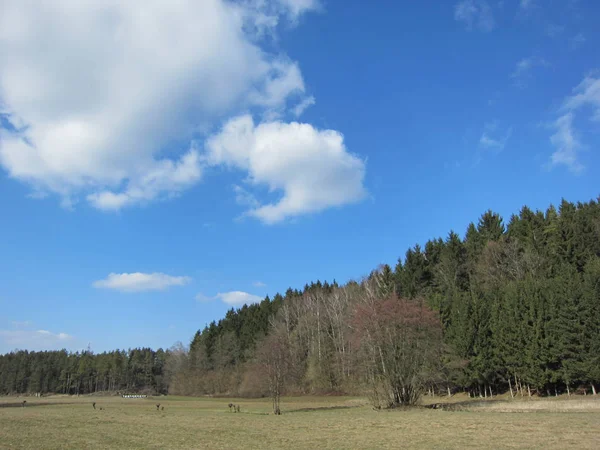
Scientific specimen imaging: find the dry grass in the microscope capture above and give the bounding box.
[1,394,600,449]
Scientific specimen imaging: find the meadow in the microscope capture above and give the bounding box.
[1,394,600,449]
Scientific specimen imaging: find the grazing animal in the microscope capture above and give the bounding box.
[22,401,26,408]
[161,406,164,411]
[92,402,96,410]
[228,403,234,412]
[156,404,160,411]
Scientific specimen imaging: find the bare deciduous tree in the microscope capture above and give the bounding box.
[353,283,443,408]
[256,325,289,415]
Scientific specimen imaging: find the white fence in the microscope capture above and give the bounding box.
[122,394,147,398]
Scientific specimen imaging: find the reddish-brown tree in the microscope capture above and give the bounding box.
[353,294,442,408]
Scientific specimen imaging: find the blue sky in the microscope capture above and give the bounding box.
[0,0,598,354]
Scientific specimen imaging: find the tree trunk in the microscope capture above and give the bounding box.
[592,384,597,396]
[527,385,531,398]
[508,377,514,398]
[447,387,451,397]
[566,383,570,397]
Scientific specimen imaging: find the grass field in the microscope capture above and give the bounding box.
[1,394,600,449]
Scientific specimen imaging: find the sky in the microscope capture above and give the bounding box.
[0,0,599,354]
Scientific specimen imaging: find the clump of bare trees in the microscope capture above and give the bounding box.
[256,325,289,415]
[164,267,443,410]
[251,270,442,411]
[353,289,443,408]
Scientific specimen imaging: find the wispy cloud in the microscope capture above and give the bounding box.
[93,272,191,292]
[454,0,495,32]
[292,96,316,117]
[563,74,600,119]
[0,328,73,352]
[253,281,267,288]
[519,0,534,8]
[479,122,512,151]
[233,185,260,208]
[547,73,600,172]
[549,113,583,173]
[196,290,264,306]
[511,57,548,88]
[570,33,586,49]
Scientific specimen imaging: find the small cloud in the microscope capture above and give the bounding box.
[479,122,512,151]
[0,329,73,352]
[519,0,534,8]
[570,33,586,49]
[454,0,495,32]
[292,96,316,117]
[253,281,267,287]
[26,191,49,200]
[195,293,214,303]
[93,272,191,293]
[517,0,537,16]
[511,57,548,88]
[546,73,600,173]
[216,291,264,306]
[549,113,584,173]
[233,185,260,208]
[206,114,367,224]
[563,74,600,122]
[196,291,264,306]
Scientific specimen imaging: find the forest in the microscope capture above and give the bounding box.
[2,197,599,407]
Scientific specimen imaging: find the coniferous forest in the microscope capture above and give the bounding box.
[2,197,600,404]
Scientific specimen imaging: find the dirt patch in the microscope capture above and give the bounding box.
[0,402,75,408]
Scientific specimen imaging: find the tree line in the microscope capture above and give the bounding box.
[0,348,170,395]
[2,197,599,408]
[171,197,600,406]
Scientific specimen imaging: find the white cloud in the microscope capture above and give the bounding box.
[563,74,600,121]
[511,57,548,88]
[216,291,264,306]
[196,290,265,306]
[549,113,583,173]
[0,329,73,352]
[253,281,267,287]
[547,73,600,172]
[454,0,495,32]
[479,122,512,151]
[233,185,260,208]
[519,0,534,9]
[277,0,321,21]
[205,115,367,224]
[93,272,191,292]
[0,0,318,211]
[195,293,214,303]
[292,96,316,117]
